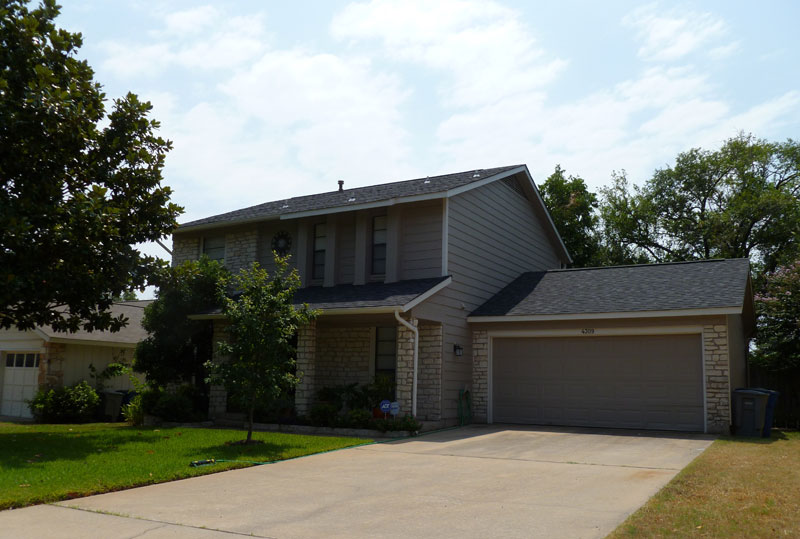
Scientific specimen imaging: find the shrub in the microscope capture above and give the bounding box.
[121,394,144,425]
[346,408,372,428]
[29,381,100,423]
[373,415,421,434]
[309,402,340,427]
[137,385,206,423]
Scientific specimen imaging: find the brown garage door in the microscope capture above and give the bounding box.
[492,334,704,431]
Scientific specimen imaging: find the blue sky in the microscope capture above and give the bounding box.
[56,0,799,261]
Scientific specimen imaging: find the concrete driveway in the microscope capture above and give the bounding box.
[0,425,714,538]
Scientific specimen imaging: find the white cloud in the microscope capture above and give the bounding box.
[331,0,566,108]
[622,4,730,62]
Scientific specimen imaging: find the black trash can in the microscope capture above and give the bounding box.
[732,389,769,437]
[751,388,780,438]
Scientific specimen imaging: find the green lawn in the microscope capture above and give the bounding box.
[609,431,800,538]
[0,422,370,510]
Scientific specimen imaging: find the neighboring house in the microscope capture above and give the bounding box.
[176,165,753,434]
[0,301,150,418]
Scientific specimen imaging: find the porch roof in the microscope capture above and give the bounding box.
[189,276,451,319]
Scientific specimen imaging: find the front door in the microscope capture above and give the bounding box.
[1,352,41,418]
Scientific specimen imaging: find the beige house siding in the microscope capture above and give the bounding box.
[398,200,443,281]
[416,175,562,420]
[257,221,299,273]
[61,345,139,391]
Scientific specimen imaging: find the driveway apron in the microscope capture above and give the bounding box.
[0,425,714,539]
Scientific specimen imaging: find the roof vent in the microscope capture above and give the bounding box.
[281,204,289,209]
[424,178,431,184]
[472,172,481,178]
[348,197,356,202]
[338,180,344,192]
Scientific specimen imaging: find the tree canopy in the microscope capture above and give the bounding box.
[600,134,800,275]
[751,260,800,372]
[0,0,182,333]
[134,257,229,387]
[206,256,317,442]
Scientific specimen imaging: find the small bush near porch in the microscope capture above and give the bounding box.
[0,422,369,510]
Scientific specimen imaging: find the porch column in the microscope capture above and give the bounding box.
[395,317,417,416]
[472,330,489,422]
[417,322,443,421]
[295,321,317,416]
[40,342,65,388]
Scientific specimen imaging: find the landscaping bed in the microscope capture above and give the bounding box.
[0,422,369,510]
[609,431,800,538]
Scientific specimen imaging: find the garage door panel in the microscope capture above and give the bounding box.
[492,335,704,431]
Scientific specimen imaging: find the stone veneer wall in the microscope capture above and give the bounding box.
[471,330,489,422]
[703,323,731,434]
[172,236,199,267]
[295,321,317,416]
[395,321,416,417]
[417,323,443,421]
[208,320,230,419]
[39,342,66,388]
[224,229,258,274]
[315,327,372,389]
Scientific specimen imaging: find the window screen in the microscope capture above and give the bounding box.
[203,236,225,262]
[375,326,397,390]
[313,223,326,280]
[371,215,387,275]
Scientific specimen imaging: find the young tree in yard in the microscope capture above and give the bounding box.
[0,1,182,333]
[600,134,800,275]
[206,256,317,443]
[751,260,800,371]
[135,258,229,387]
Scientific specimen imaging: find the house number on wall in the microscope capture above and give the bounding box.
[581,328,595,335]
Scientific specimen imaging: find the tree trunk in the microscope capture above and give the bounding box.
[247,397,255,443]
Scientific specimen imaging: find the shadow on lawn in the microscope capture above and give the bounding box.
[720,430,792,445]
[0,427,302,469]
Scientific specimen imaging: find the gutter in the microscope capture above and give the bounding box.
[394,309,418,418]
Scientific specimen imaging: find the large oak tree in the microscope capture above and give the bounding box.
[600,134,800,277]
[0,1,182,332]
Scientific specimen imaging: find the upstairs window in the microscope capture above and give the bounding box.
[312,223,326,280]
[203,236,225,262]
[371,215,387,275]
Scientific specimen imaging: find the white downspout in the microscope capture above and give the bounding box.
[394,309,418,418]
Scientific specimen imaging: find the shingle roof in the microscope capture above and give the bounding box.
[471,259,751,317]
[180,165,522,229]
[39,300,152,345]
[294,276,449,311]
[192,277,450,317]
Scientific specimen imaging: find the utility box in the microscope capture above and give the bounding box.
[732,389,769,437]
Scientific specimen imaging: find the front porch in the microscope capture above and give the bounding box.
[295,316,443,421]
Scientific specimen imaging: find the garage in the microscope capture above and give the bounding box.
[469,259,756,434]
[491,334,704,431]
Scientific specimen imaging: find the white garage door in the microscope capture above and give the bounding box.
[1,353,41,418]
[492,334,704,431]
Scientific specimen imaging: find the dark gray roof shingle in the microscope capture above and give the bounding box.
[180,165,522,229]
[471,259,750,317]
[294,276,449,311]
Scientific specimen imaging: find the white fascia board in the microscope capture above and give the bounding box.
[468,306,742,323]
[46,337,139,349]
[33,328,52,342]
[317,306,400,316]
[486,326,704,339]
[444,166,526,197]
[402,277,452,312]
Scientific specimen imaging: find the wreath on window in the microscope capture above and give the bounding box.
[271,230,292,256]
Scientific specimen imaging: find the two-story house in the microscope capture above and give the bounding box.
[174,165,753,434]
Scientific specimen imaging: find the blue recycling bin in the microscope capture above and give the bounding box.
[751,388,780,438]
